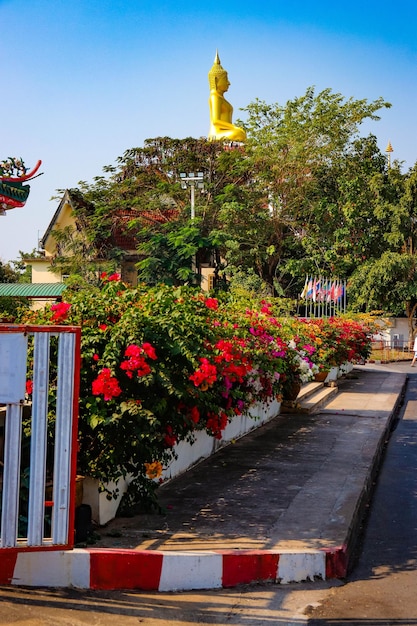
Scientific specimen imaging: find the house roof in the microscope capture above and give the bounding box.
[41,189,140,253]
[0,283,67,298]
[40,188,180,258]
[40,189,82,250]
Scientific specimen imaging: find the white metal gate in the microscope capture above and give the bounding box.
[0,324,80,550]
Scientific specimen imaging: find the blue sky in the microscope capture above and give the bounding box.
[1,0,416,263]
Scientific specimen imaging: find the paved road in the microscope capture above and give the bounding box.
[308,362,417,624]
[0,582,333,625]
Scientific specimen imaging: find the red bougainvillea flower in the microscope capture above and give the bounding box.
[141,342,157,360]
[26,379,33,395]
[50,302,71,322]
[164,425,177,447]
[189,358,217,387]
[206,411,228,439]
[100,271,121,282]
[189,405,200,423]
[205,297,218,310]
[99,323,108,332]
[92,368,122,401]
[93,353,100,361]
[177,402,200,426]
[124,344,142,358]
[260,300,273,315]
[120,342,157,378]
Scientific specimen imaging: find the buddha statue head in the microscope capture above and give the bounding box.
[208,51,229,91]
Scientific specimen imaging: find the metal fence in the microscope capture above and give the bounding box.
[369,338,413,362]
[0,325,80,550]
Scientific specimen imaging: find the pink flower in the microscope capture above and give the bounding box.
[302,344,316,356]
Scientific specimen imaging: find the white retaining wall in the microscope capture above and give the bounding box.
[84,398,281,525]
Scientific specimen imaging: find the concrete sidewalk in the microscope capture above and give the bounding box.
[85,365,406,588]
[3,366,407,591]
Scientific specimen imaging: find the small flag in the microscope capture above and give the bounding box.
[300,275,309,299]
[306,278,314,299]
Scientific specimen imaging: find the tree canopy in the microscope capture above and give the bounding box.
[46,86,417,326]
[0,258,29,320]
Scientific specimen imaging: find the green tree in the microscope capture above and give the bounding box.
[49,89,414,316]
[348,163,417,335]
[64,137,253,287]
[0,259,18,283]
[136,218,222,286]
[220,88,391,292]
[0,258,29,319]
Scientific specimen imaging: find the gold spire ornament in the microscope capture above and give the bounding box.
[385,140,394,168]
[208,51,246,142]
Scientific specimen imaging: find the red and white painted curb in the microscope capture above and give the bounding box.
[0,546,348,590]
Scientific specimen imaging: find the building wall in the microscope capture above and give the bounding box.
[200,266,215,292]
[120,260,138,287]
[373,317,412,348]
[43,201,74,257]
[29,259,62,284]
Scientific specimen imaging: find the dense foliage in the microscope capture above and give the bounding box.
[0,259,29,320]
[46,86,417,327]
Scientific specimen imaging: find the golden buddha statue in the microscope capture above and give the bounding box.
[208,51,246,142]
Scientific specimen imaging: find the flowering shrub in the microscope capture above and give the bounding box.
[280,316,374,372]
[19,279,374,510]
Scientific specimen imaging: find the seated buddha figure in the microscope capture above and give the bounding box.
[208,52,246,142]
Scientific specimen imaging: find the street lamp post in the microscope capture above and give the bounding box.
[179,172,204,219]
[179,172,204,280]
